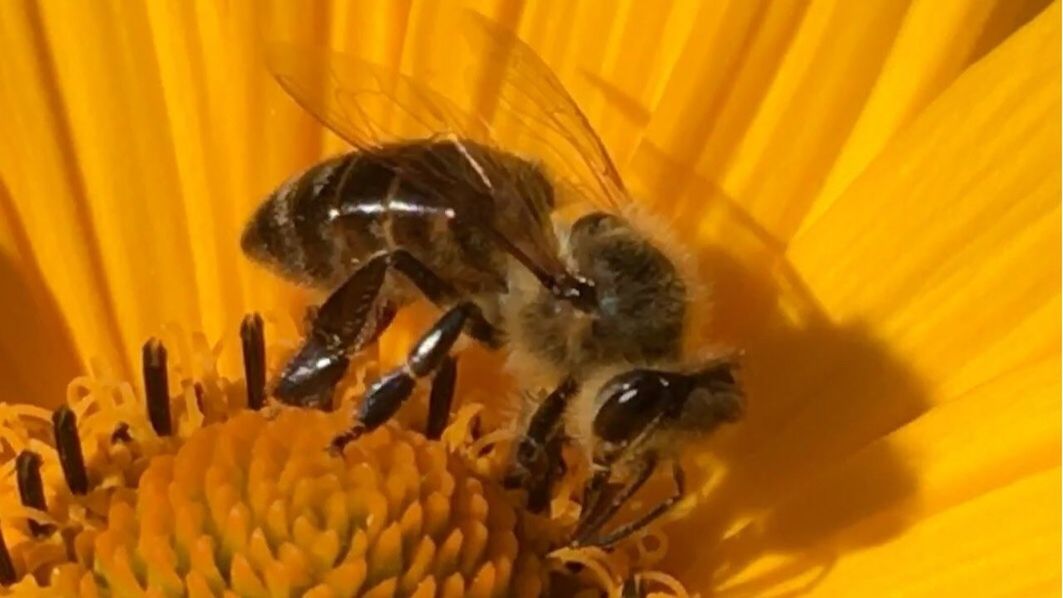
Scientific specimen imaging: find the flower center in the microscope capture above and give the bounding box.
[0,314,690,596]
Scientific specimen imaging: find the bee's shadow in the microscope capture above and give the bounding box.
[631,150,928,596]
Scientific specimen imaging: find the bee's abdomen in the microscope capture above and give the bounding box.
[241,153,390,288]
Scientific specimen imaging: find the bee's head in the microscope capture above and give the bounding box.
[590,360,743,465]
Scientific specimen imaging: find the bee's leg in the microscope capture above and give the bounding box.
[574,468,612,535]
[362,300,399,346]
[526,432,566,513]
[390,249,501,347]
[503,378,578,511]
[274,254,389,409]
[571,453,658,545]
[331,301,492,452]
[577,461,685,549]
[424,355,457,440]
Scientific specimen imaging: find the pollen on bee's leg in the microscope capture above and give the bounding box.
[52,405,89,495]
[0,526,14,585]
[240,313,266,410]
[142,338,172,436]
[15,451,52,537]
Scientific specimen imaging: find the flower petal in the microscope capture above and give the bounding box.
[659,2,1059,592]
[705,354,1059,595]
[0,186,83,408]
[637,0,1052,242]
[0,4,130,384]
[788,0,1060,402]
[811,466,1061,596]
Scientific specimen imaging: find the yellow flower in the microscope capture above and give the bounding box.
[0,1,1058,596]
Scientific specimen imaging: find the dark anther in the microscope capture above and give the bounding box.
[240,313,266,410]
[111,422,132,444]
[468,413,482,441]
[51,406,88,495]
[16,451,52,537]
[193,382,206,414]
[425,356,457,441]
[0,525,15,585]
[142,338,172,436]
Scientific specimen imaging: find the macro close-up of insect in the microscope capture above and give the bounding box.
[241,10,744,550]
[0,0,1055,595]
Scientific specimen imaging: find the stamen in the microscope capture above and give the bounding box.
[15,451,51,537]
[193,382,205,414]
[51,406,88,495]
[469,412,483,440]
[110,422,132,444]
[141,338,172,436]
[240,313,266,410]
[426,355,457,440]
[0,525,14,585]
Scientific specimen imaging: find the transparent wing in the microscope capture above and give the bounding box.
[266,42,487,149]
[458,10,628,214]
[267,9,630,214]
[264,40,572,286]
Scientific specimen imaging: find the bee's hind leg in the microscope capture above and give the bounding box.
[331,301,499,453]
[274,255,390,410]
[389,249,501,347]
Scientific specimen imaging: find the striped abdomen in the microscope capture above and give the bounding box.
[240,147,507,296]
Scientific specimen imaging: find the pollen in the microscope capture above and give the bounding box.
[0,314,690,597]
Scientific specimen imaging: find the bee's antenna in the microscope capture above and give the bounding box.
[486,229,598,312]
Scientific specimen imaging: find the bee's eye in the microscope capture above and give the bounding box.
[592,370,682,445]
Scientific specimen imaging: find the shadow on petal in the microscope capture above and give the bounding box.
[0,179,83,409]
[628,145,928,595]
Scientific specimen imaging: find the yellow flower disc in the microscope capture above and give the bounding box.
[0,326,691,597]
[78,409,544,598]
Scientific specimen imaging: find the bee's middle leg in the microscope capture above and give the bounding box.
[389,249,500,346]
[331,301,499,452]
[276,248,492,415]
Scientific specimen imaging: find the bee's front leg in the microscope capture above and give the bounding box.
[572,459,685,549]
[503,377,578,512]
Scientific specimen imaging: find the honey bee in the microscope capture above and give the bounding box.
[243,10,743,548]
